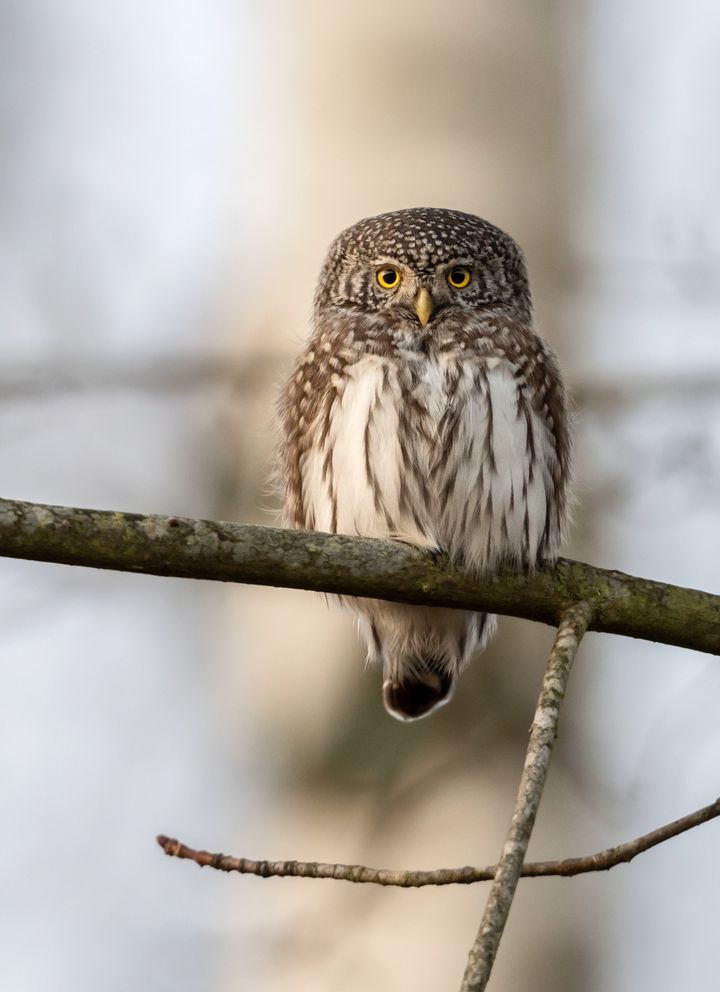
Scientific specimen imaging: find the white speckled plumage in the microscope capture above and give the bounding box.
[279,208,571,720]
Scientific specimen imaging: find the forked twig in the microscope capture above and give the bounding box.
[460,600,592,991]
[156,796,720,885]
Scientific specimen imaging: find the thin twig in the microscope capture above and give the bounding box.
[156,796,720,886]
[1,498,719,654]
[460,601,593,992]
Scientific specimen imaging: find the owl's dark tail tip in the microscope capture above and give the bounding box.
[382,667,454,722]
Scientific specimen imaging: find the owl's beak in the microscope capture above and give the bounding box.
[414,287,434,327]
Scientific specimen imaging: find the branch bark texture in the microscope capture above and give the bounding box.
[0,497,718,654]
[156,796,720,886]
[460,602,592,991]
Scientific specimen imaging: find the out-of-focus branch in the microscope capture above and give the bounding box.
[0,353,279,400]
[460,602,592,991]
[0,497,719,655]
[156,796,720,885]
[2,353,716,408]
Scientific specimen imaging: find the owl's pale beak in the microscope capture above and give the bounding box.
[414,287,433,327]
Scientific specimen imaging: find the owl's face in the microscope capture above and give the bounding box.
[314,207,531,329]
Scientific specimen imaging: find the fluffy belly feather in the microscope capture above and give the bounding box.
[300,352,558,572]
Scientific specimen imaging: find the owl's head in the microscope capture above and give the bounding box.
[314,207,532,329]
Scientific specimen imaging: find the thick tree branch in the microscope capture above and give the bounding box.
[156,796,720,885]
[0,497,718,654]
[460,602,592,991]
[4,495,716,986]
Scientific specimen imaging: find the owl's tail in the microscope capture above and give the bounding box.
[356,603,495,721]
[382,664,454,721]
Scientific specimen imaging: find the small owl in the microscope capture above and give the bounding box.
[278,208,571,721]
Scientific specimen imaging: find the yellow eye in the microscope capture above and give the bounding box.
[376,266,401,289]
[447,266,471,289]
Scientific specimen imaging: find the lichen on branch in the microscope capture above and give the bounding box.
[0,496,718,655]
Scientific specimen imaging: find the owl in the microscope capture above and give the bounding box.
[278,208,571,721]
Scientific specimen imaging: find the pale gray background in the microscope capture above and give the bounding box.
[1,2,719,989]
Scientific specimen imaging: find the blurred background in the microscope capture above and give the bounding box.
[1,1,719,989]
